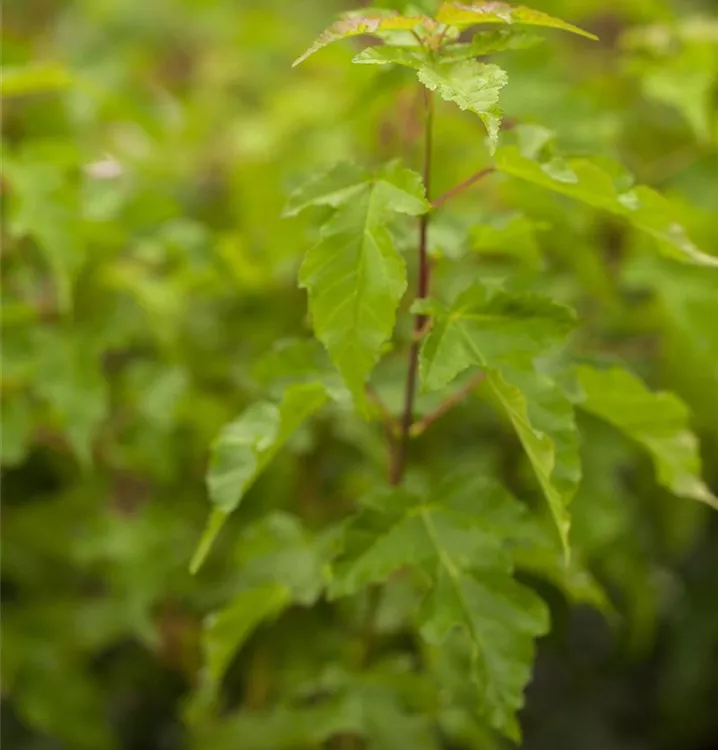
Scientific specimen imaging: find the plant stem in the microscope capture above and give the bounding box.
[431,166,494,209]
[390,88,434,487]
[410,371,486,437]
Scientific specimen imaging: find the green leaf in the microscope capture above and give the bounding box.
[486,370,580,554]
[414,283,579,549]
[417,60,508,151]
[287,162,429,412]
[470,213,543,268]
[436,2,598,41]
[641,52,716,144]
[191,383,328,573]
[232,513,327,606]
[352,45,429,68]
[416,282,575,392]
[331,484,548,739]
[3,146,84,312]
[436,471,608,610]
[0,64,72,97]
[353,30,542,69]
[190,698,363,750]
[575,365,718,511]
[32,329,107,466]
[194,584,290,717]
[495,140,718,267]
[293,11,435,67]
[442,29,545,61]
[0,394,34,466]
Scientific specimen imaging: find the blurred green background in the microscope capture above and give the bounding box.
[2,0,718,748]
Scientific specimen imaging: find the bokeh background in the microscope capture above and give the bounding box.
[2,1,718,749]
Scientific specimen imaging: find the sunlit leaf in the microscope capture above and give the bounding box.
[0,64,72,97]
[436,2,598,41]
[417,60,508,151]
[352,45,429,68]
[576,365,718,511]
[293,12,435,67]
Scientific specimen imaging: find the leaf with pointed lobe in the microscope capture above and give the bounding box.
[442,28,544,61]
[287,162,429,412]
[191,382,328,573]
[414,283,579,550]
[437,472,608,610]
[416,60,508,151]
[495,141,718,267]
[486,369,580,555]
[576,365,718,511]
[330,483,548,739]
[415,282,575,393]
[293,11,435,67]
[352,45,429,68]
[436,2,598,41]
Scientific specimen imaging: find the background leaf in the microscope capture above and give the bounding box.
[575,365,718,510]
[192,383,328,572]
[495,135,718,267]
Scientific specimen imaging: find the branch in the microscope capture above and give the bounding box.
[431,166,495,210]
[410,371,486,437]
[390,88,434,487]
[366,384,400,437]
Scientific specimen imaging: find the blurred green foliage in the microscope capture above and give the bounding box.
[2,1,718,749]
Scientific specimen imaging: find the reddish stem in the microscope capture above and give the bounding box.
[390,88,434,486]
[410,371,486,437]
[431,166,495,209]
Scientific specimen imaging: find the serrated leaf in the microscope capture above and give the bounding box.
[436,2,598,41]
[576,365,718,511]
[437,472,609,610]
[414,283,579,549]
[191,383,328,573]
[352,45,429,68]
[416,282,575,392]
[486,370,580,554]
[0,64,72,97]
[293,12,435,67]
[417,60,508,151]
[289,162,429,412]
[331,484,548,738]
[442,29,544,61]
[193,584,290,718]
[495,143,718,267]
